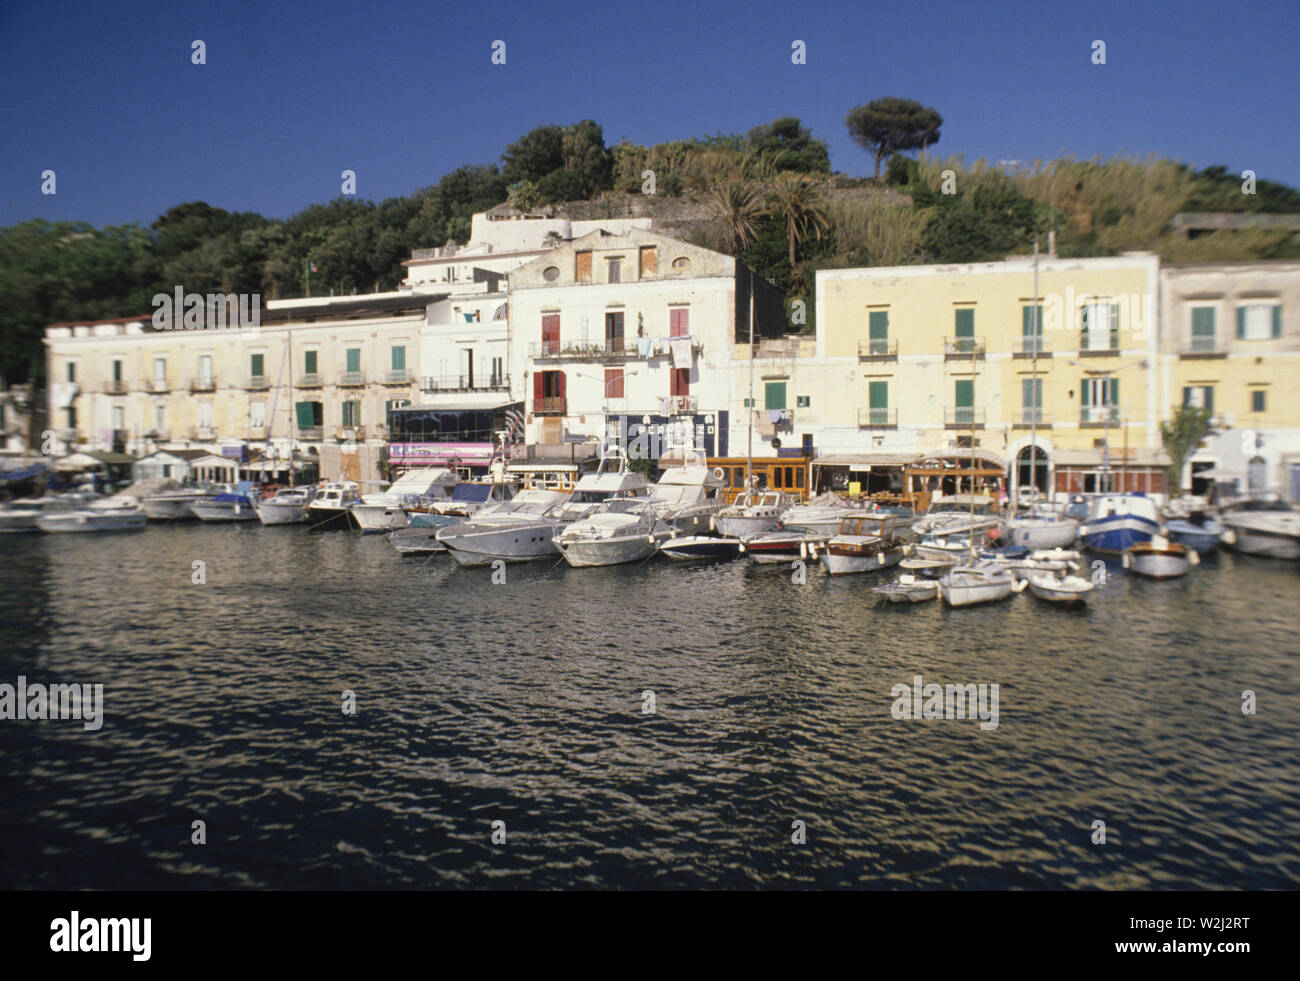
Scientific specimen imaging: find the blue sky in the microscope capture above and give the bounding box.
[2,0,1297,229]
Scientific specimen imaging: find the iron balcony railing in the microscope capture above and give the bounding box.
[245,375,269,390]
[103,379,129,394]
[383,370,410,384]
[148,377,170,392]
[419,374,510,393]
[858,338,897,359]
[1080,406,1121,425]
[535,396,567,415]
[297,373,323,387]
[298,427,324,440]
[1017,407,1046,425]
[857,407,898,427]
[190,377,217,392]
[338,371,366,386]
[529,338,699,360]
[1182,338,1222,356]
[945,406,985,427]
[944,336,985,358]
[1017,337,1047,356]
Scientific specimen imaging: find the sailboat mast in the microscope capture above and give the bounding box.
[287,329,295,487]
[1030,237,1039,505]
[970,314,977,560]
[746,266,755,495]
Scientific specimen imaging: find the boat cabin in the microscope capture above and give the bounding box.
[708,456,811,504]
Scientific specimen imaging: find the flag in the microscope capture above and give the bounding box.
[310,262,319,273]
[504,409,524,442]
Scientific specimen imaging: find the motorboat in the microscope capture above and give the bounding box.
[1078,493,1163,553]
[552,449,652,523]
[938,563,1025,606]
[1026,573,1095,605]
[658,535,743,560]
[189,484,259,522]
[554,498,675,568]
[1220,500,1300,559]
[821,514,906,576]
[778,492,867,536]
[646,455,726,535]
[431,480,518,518]
[350,468,459,533]
[872,573,940,603]
[140,485,219,521]
[1124,537,1197,579]
[911,495,1001,539]
[36,496,147,534]
[389,512,461,556]
[435,488,573,566]
[1165,510,1225,554]
[254,485,316,525]
[713,490,792,538]
[306,481,361,530]
[0,493,92,532]
[740,530,829,564]
[1002,506,1079,549]
[910,534,976,564]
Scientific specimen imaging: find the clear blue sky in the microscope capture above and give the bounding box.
[3,0,1297,229]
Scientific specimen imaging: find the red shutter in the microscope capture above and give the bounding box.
[533,372,544,401]
[605,368,624,398]
[541,314,559,355]
[670,367,690,396]
[556,371,566,399]
[670,308,689,337]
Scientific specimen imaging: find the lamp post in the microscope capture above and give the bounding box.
[572,369,640,453]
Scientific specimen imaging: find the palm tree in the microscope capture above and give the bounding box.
[766,174,829,267]
[708,181,763,255]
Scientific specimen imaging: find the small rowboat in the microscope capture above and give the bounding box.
[1124,536,1198,579]
[740,532,829,564]
[872,573,939,603]
[1026,573,1095,605]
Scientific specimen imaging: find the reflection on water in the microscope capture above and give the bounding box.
[1,525,1297,889]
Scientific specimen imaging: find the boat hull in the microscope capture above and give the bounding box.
[820,545,903,576]
[714,514,779,538]
[1165,524,1222,554]
[255,502,308,525]
[440,520,564,566]
[658,536,742,560]
[37,511,147,533]
[189,501,258,522]
[351,504,410,533]
[306,505,356,530]
[1079,514,1160,553]
[873,581,939,603]
[142,497,207,520]
[1126,548,1191,579]
[1221,520,1300,559]
[1005,519,1079,549]
[0,510,42,532]
[558,535,662,568]
[1027,576,1094,604]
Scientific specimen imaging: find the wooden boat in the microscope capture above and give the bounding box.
[740,531,829,564]
[821,514,906,575]
[1026,573,1095,605]
[1124,537,1197,579]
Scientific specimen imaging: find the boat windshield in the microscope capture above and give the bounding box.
[649,484,700,504]
[450,483,494,503]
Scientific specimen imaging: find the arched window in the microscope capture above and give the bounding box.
[1016,444,1049,494]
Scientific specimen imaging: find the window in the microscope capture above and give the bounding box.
[607,258,623,283]
[112,406,124,430]
[639,246,657,277]
[764,381,787,410]
[250,401,266,428]
[198,401,214,427]
[1237,303,1281,340]
[605,368,624,399]
[867,381,888,425]
[1191,306,1216,351]
[112,360,123,382]
[198,355,213,382]
[342,400,361,427]
[868,310,889,354]
[1183,385,1214,414]
[250,353,264,378]
[1081,377,1118,422]
[1081,301,1120,350]
[604,311,624,351]
[1022,304,1044,353]
[796,395,810,408]
[155,404,166,432]
[542,266,560,282]
[575,251,592,283]
[743,398,754,407]
[671,367,690,397]
[1022,378,1043,423]
[669,308,690,337]
[391,346,406,371]
[1251,389,1267,413]
[295,401,324,429]
[954,378,974,424]
[66,362,76,383]
[345,348,361,373]
[153,357,166,381]
[541,314,560,355]
[65,406,76,429]
[954,308,974,337]
[491,357,504,386]
[304,350,318,374]
[671,256,691,275]
[385,399,410,425]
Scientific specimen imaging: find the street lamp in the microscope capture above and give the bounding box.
[572,369,640,446]
[1068,356,1148,493]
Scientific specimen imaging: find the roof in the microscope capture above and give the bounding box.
[814,453,916,467]
[88,450,136,465]
[256,293,445,323]
[392,400,519,413]
[908,450,1007,469]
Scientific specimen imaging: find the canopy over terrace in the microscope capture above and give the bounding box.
[904,449,1008,512]
[811,453,916,498]
[1053,447,1171,499]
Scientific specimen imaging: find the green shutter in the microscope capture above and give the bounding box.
[1110,303,1120,348]
[250,353,264,377]
[1022,378,1041,407]
[869,381,887,408]
[869,311,888,339]
[1110,378,1118,406]
[346,348,361,372]
[295,401,315,429]
[955,379,973,407]
[1081,381,1091,407]
[764,381,787,410]
[391,346,405,370]
[1192,307,1214,337]
[1237,307,1246,339]
[1273,304,1282,338]
[954,308,974,337]
[305,350,317,373]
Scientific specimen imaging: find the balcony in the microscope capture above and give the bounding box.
[1078,337,1120,357]
[1014,338,1048,358]
[420,373,510,393]
[857,407,898,428]
[245,375,270,390]
[944,337,985,359]
[1080,406,1120,427]
[858,338,898,360]
[297,373,323,387]
[336,426,365,441]
[529,337,699,361]
[945,407,985,428]
[103,379,129,395]
[383,370,411,385]
[1013,407,1052,428]
[190,377,217,392]
[298,427,324,441]
[148,377,170,393]
[659,395,697,415]
[338,371,366,387]
[1180,339,1224,358]
[535,396,567,415]
[191,426,217,440]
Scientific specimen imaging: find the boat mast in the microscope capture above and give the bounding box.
[746,265,755,497]
[969,309,977,561]
[1030,236,1039,507]
[287,329,295,487]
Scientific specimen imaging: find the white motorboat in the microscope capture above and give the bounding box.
[1124,537,1197,579]
[0,493,92,532]
[254,486,316,525]
[351,468,459,533]
[140,485,219,521]
[911,495,1001,539]
[189,485,259,522]
[1165,512,1225,554]
[1026,573,1095,605]
[552,449,653,523]
[1220,501,1300,559]
[872,573,940,603]
[431,480,518,518]
[435,488,573,566]
[36,497,147,534]
[658,535,743,560]
[740,530,829,564]
[1002,507,1080,549]
[555,498,674,568]
[1078,493,1163,553]
[938,563,1025,606]
[713,490,792,538]
[306,481,361,530]
[778,492,867,536]
[646,456,726,535]
[911,534,976,563]
[820,514,906,576]
[389,512,461,556]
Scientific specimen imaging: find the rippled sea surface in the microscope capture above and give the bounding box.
[1,523,1297,890]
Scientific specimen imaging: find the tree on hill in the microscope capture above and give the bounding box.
[501,125,566,185]
[744,117,831,175]
[708,182,764,256]
[845,98,943,178]
[766,173,829,267]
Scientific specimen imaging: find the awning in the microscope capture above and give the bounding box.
[814,453,916,469]
[0,463,48,482]
[53,453,102,471]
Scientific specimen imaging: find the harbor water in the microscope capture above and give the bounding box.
[1,525,1297,889]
